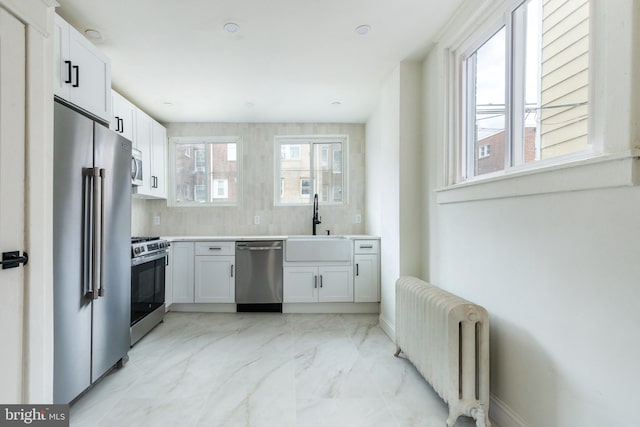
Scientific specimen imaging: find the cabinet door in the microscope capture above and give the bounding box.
[171,242,195,303]
[195,256,235,303]
[53,15,70,99]
[134,110,153,196]
[354,254,379,302]
[52,15,110,122]
[150,120,167,199]
[111,91,135,141]
[67,27,110,121]
[283,266,318,303]
[318,266,353,302]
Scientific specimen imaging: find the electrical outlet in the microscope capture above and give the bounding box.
[254,215,260,225]
[153,215,161,226]
[355,214,361,224]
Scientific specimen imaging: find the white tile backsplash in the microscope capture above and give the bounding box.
[132,122,366,236]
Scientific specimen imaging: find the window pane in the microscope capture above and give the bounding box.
[276,138,345,205]
[211,143,237,203]
[173,140,238,205]
[280,143,311,203]
[471,27,506,176]
[313,143,342,203]
[539,0,590,159]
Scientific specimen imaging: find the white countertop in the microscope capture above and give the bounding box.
[163,235,380,242]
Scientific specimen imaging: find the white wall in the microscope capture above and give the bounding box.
[365,62,422,337]
[132,122,365,237]
[421,1,640,425]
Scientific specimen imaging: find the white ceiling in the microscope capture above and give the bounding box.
[56,0,462,124]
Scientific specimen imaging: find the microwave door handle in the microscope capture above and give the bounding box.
[131,157,138,181]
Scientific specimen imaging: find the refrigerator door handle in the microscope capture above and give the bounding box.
[91,167,100,300]
[98,168,106,297]
[82,168,97,299]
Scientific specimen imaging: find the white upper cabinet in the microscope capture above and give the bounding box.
[110,90,135,141]
[150,120,167,199]
[134,109,152,195]
[134,115,167,200]
[54,14,110,122]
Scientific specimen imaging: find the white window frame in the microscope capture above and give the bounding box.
[435,0,640,204]
[274,135,348,206]
[479,144,490,159]
[212,178,229,199]
[299,178,310,196]
[168,136,242,207]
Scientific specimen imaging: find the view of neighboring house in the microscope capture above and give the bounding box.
[174,142,238,204]
[473,0,589,176]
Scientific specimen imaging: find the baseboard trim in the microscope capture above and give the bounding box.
[378,314,395,341]
[490,393,528,427]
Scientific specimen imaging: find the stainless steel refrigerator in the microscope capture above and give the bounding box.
[53,100,131,404]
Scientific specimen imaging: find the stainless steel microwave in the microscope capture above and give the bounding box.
[131,148,143,186]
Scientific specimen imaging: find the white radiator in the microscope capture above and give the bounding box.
[395,276,491,427]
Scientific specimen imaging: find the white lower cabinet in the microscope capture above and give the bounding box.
[283,265,353,303]
[353,240,380,303]
[354,254,379,302]
[194,241,235,303]
[195,256,235,303]
[171,242,195,303]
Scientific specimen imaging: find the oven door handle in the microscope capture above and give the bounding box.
[132,251,168,266]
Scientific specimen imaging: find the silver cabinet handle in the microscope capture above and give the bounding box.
[314,275,317,289]
[320,275,323,288]
[231,264,234,277]
[209,247,222,251]
[356,264,359,276]
[359,245,373,249]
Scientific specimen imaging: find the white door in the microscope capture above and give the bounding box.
[0,7,27,403]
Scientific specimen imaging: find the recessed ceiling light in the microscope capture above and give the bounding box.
[223,22,240,33]
[84,29,103,40]
[354,25,371,36]
[331,101,343,106]
[162,101,174,107]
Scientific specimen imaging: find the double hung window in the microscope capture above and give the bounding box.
[276,136,346,205]
[460,0,590,180]
[170,137,241,206]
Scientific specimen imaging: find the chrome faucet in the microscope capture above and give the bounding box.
[312,193,321,235]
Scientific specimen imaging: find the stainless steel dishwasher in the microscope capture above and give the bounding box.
[235,241,283,312]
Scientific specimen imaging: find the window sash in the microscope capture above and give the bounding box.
[458,0,591,182]
[169,137,241,206]
[275,137,346,205]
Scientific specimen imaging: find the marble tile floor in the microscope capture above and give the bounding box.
[70,313,478,427]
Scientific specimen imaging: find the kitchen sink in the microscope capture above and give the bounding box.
[285,236,351,262]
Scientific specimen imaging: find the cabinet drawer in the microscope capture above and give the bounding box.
[195,241,235,256]
[354,240,379,254]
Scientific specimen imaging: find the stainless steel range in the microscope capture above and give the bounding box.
[130,237,170,345]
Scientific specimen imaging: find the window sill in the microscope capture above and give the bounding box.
[435,150,640,204]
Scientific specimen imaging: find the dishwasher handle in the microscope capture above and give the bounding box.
[236,246,282,251]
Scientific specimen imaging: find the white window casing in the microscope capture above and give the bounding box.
[435,0,640,203]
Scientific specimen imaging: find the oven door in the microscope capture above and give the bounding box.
[131,251,166,327]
